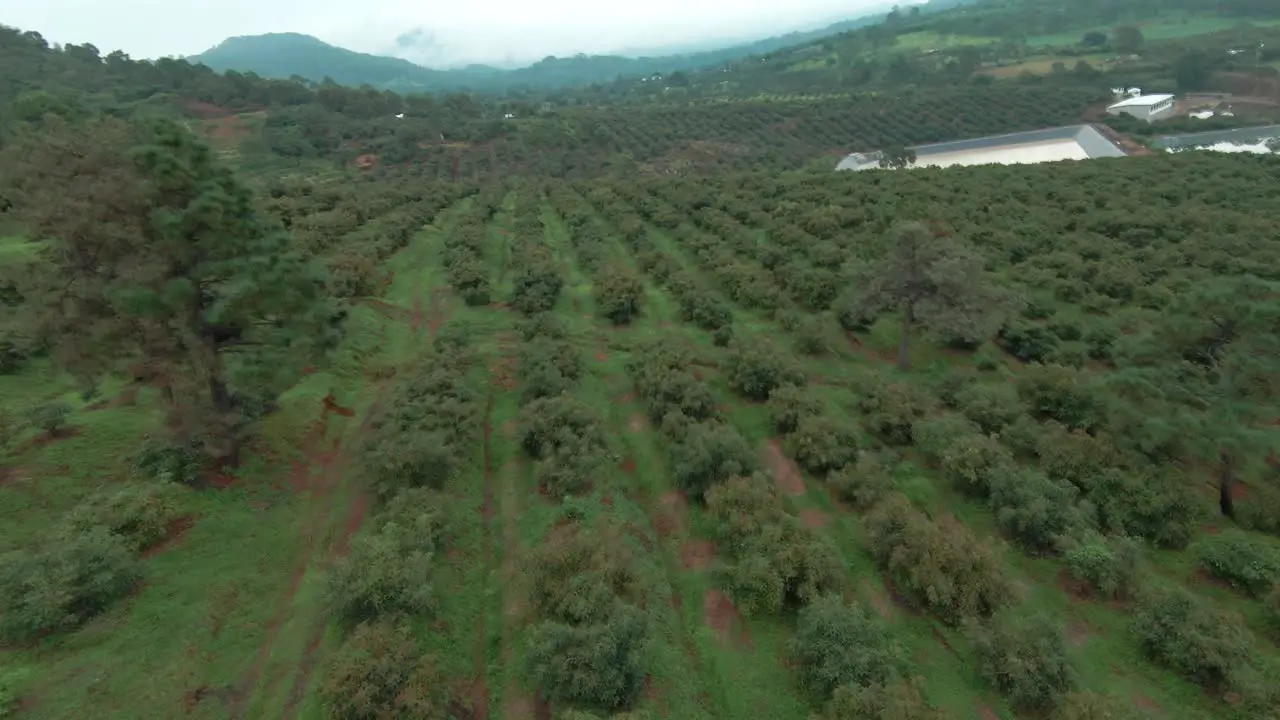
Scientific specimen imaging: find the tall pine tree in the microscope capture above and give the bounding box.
[1,113,328,464]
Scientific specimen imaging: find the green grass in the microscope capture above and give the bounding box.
[1028,15,1280,47]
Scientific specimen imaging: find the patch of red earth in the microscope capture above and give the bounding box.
[653,491,688,539]
[619,457,636,475]
[141,515,196,558]
[1230,480,1249,501]
[470,678,490,720]
[762,439,806,496]
[799,507,829,528]
[601,494,613,507]
[594,350,610,362]
[617,392,635,404]
[1134,692,1160,714]
[18,427,81,453]
[426,287,450,339]
[1057,568,1092,603]
[977,701,1000,720]
[680,540,715,570]
[353,153,380,170]
[1066,618,1095,648]
[861,580,893,620]
[702,589,751,649]
[321,393,356,418]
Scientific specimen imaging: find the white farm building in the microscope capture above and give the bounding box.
[836,125,1126,172]
[1106,94,1175,123]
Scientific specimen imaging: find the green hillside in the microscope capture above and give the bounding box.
[2,2,1280,720]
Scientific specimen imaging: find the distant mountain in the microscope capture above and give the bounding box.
[187,5,924,94]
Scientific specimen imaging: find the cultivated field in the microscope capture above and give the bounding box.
[4,151,1279,720]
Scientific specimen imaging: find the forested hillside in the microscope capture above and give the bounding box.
[1,3,1280,720]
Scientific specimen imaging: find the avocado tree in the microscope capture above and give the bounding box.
[847,222,1010,370]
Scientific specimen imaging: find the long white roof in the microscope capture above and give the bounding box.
[1108,93,1175,109]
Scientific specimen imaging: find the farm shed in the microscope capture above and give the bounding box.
[1106,94,1176,123]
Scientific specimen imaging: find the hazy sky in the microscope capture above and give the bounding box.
[3,0,910,67]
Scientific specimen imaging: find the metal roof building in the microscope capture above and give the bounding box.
[1106,93,1176,122]
[836,125,1127,172]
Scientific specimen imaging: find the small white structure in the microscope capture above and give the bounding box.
[394,113,405,119]
[504,113,515,119]
[1189,110,1215,120]
[1107,93,1175,123]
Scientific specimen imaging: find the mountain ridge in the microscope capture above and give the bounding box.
[188,3,924,93]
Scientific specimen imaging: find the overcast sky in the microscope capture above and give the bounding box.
[3,0,912,67]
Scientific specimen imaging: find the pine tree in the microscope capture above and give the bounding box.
[848,222,1009,370]
[1,114,328,464]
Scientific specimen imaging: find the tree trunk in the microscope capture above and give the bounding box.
[898,302,914,371]
[1219,449,1236,519]
[203,331,241,468]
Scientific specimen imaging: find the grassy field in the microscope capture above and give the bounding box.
[2,171,1276,719]
[1028,15,1280,47]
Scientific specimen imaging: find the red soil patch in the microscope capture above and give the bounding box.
[617,392,635,404]
[1066,618,1095,648]
[653,491,688,539]
[594,350,610,362]
[141,515,196,558]
[680,540,715,570]
[799,508,829,528]
[702,589,751,648]
[1134,692,1160,714]
[861,580,894,620]
[1230,480,1249,501]
[427,288,450,339]
[321,393,355,418]
[977,702,1000,720]
[619,457,636,475]
[1057,568,1091,603]
[762,439,805,496]
[18,427,81,453]
[353,153,380,170]
[627,414,648,433]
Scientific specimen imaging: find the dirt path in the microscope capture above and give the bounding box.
[229,260,442,718]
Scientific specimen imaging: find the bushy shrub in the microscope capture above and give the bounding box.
[866,494,1011,625]
[26,402,70,436]
[525,524,641,622]
[821,676,945,720]
[1062,533,1144,600]
[520,396,604,459]
[62,483,185,552]
[326,523,436,628]
[955,383,1025,434]
[766,383,823,435]
[132,437,207,486]
[935,431,1015,497]
[989,468,1090,553]
[972,613,1075,711]
[668,422,755,499]
[1131,586,1254,689]
[726,342,805,401]
[525,602,648,711]
[0,332,30,375]
[999,321,1059,362]
[826,454,894,510]
[365,430,457,499]
[857,378,936,446]
[1090,469,1198,549]
[793,317,829,356]
[0,528,141,642]
[788,415,859,476]
[1196,530,1280,597]
[594,265,645,325]
[1017,364,1104,433]
[1265,585,1280,640]
[706,474,843,615]
[320,619,449,720]
[790,595,908,700]
[1051,691,1135,720]
[511,262,564,315]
